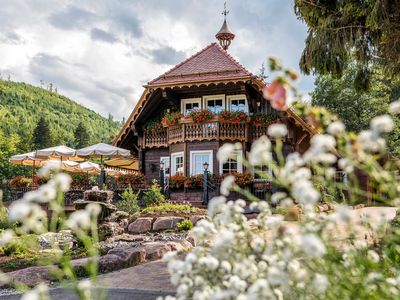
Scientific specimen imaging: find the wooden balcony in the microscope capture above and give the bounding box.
[143,117,272,148]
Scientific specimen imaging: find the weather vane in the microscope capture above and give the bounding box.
[222,1,229,21]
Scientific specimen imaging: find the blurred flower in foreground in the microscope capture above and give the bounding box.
[262,80,288,111]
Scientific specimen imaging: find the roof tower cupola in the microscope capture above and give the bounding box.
[215,2,235,50]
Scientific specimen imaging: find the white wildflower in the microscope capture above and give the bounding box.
[38,160,61,177]
[330,205,351,222]
[389,100,400,114]
[66,210,91,231]
[368,250,380,263]
[268,266,288,286]
[271,192,287,204]
[21,283,49,300]
[302,233,326,257]
[85,203,101,217]
[220,175,235,196]
[268,124,288,138]
[371,114,394,134]
[198,255,219,270]
[213,228,235,250]
[37,184,57,202]
[217,143,238,163]
[77,279,92,300]
[292,179,319,206]
[358,130,386,151]
[327,121,345,136]
[248,135,272,165]
[207,196,226,216]
[8,200,34,222]
[312,273,328,294]
[163,251,177,262]
[0,229,14,246]
[338,158,354,173]
[53,173,72,192]
[265,215,284,228]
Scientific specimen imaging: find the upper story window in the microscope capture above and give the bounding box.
[227,95,248,113]
[203,95,225,114]
[181,98,201,115]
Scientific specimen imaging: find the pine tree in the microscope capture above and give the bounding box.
[32,117,52,149]
[74,122,90,148]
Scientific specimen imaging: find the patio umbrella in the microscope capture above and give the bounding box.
[75,161,101,174]
[9,152,45,180]
[35,145,83,161]
[105,158,139,171]
[75,143,132,187]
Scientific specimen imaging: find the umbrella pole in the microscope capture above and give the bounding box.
[100,155,106,190]
[32,160,35,183]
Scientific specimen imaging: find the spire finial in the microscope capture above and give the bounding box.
[215,1,235,50]
[222,1,229,21]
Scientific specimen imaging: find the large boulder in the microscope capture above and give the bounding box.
[0,266,57,288]
[152,216,184,231]
[39,230,76,249]
[98,254,125,273]
[128,217,153,234]
[98,222,124,241]
[189,215,207,225]
[107,247,146,266]
[141,241,173,261]
[84,190,113,203]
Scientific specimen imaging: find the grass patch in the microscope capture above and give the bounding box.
[140,203,203,216]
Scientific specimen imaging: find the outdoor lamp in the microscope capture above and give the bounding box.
[160,161,165,170]
[203,161,209,171]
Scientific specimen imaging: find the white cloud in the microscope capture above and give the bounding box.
[0,0,314,120]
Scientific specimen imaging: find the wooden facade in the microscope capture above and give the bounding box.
[114,43,315,192]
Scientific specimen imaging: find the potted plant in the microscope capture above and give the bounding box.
[220,171,254,187]
[144,119,164,135]
[189,110,215,124]
[9,176,32,189]
[169,174,187,190]
[219,111,249,124]
[161,112,183,127]
[251,113,280,127]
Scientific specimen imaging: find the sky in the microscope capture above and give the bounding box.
[0,0,313,120]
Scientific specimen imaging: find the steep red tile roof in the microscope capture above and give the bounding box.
[147,43,254,87]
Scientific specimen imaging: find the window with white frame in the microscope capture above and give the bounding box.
[171,152,184,175]
[227,95,248,113]
[190,150,213,175]
[220,150,243,174]
[181,98,201,115]
[203,95,225,114]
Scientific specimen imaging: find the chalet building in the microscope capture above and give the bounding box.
[113,16,315,203]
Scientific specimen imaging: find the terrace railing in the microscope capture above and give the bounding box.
[143,118,261,148]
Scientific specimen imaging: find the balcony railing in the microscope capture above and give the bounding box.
[143,117,272,148]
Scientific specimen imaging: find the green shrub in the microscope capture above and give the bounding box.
[116,185,139,214]
[141,202,200,215]
[0,234,39,257]
[0,199,15,230]
[177,219,193,231]
[142,180,165,207]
